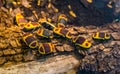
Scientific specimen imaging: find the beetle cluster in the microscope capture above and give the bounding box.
[15,13,111,55]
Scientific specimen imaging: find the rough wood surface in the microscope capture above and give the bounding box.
[0,55,79,74]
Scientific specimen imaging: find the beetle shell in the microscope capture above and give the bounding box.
[38,43,55,54]
[57,14,67,28]
[41,21,56,30]
[73,36,92,49]
[36,29,53,38]
[15,13,27,28]
[23,22,40,31]
[92,32,111,40]
[53,27,72,39]
[23,33,38,48]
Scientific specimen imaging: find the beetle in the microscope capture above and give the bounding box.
[23,22,41,31]
[53,27,72,39]
[36,28,53,38]
[38,43,55,54]
[57,14,68,28]
[38,17,56,30]
[72,35,92,49]
[92,32,111,40]
[22,33,38,49]
[15,13,27,28]
[42,21,56,30]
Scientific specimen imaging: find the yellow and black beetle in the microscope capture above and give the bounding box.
[42,21,56,30]
[72,35,92,49]
[38,17,56,30]
[92,32,111,40]
[38,43,55,54]
[15,13,27,28]
[53,27,72,39]
[23,22,41,31]
[22,33,38,49]
[57,14,68,28]
[36,28,53,38]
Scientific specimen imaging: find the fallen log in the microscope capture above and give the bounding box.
[0,55,79,74]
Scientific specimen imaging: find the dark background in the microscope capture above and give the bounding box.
[54,0,115,26]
